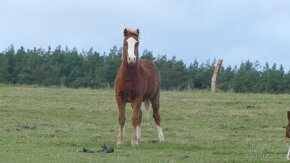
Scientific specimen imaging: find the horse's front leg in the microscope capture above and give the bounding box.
[116,95,126,145]
[131,97,142,146]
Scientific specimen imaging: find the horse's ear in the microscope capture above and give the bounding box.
[288,111,290,122]
[124,28,128,37]
[136,28,140,35]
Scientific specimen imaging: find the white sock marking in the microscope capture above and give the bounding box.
[123,126,125,138]
[136,126,141,141]
[157,126,164,141]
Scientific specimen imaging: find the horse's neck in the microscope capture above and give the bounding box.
[121,62,139,77]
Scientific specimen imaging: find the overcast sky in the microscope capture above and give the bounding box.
[1,0,290,70]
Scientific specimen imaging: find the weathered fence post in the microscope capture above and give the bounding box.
[211,59,223,93]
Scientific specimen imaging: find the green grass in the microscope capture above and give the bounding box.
[0,85,290,162]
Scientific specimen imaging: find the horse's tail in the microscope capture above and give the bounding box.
[144,100,150,120]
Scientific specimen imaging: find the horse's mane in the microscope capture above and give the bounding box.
[125,28,139,37]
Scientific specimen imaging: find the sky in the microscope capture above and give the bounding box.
[1,0,290,70]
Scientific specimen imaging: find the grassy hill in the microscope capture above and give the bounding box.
[0,85,289,162]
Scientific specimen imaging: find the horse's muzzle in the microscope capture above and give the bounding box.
[127,57,136,65]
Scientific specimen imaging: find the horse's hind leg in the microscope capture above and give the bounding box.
[116,95,126,145]
[150,92,164,142]
[144,100,150,120]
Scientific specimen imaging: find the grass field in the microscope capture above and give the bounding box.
[0,85,290,162]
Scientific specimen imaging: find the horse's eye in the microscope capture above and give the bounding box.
[135,42,139,46]
[124,43,127,47]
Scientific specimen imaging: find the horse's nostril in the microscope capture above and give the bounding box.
[128,57,135,64]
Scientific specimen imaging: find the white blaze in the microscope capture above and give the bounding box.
[127,37,137,63]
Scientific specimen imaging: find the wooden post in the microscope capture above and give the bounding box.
[211,59,223,93]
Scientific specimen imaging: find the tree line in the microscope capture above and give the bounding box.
[0,45,289,94]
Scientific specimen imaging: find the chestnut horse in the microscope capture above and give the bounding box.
[115,28,164,146]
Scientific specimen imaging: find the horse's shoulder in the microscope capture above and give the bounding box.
[138,59,155,68]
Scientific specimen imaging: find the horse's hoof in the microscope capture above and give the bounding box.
[117,140,124,146]
[131,142,139,147]
[117,142,123,146]
[159,136,165,142]
[131,139,139,146]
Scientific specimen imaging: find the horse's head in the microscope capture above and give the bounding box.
[123,28,140,65]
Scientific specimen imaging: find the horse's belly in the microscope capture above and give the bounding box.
[118,89,138,102]
[126,95,133,102]
[118,89,153,102]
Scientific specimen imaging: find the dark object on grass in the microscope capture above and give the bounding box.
[97,144,114,153]
[81,148,95,153]
[97,144,107,152]
[262,125,269,128]
[181,155,189,160]
[246,105,255,109]
[104,147,114,153]
[233,126,245,130]
[101,144,107,150]
[80,144,114,153]
[21,125,37,130]
[150,140,159,143]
